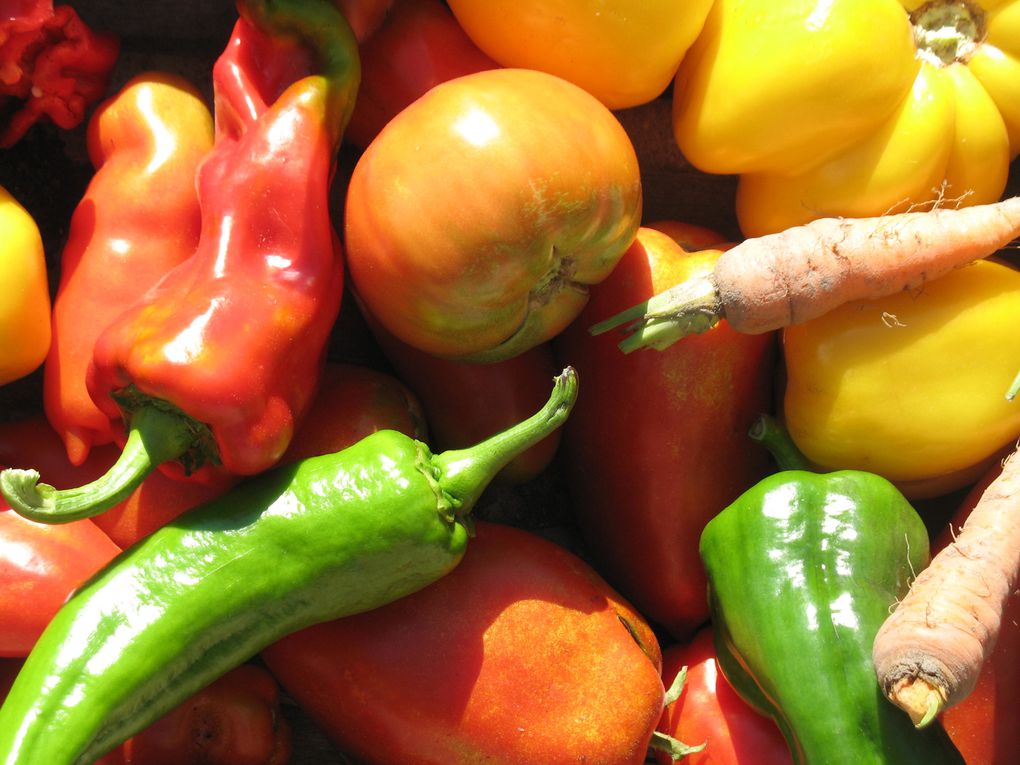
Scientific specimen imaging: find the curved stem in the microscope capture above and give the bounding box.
[433,367,578,515]
[241,0,360,143]
[748,414,813,472]
[0,406,197,524]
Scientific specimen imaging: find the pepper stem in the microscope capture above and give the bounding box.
[433,367,578,514]
[588,275,723,353]
[0,406,197,524]
[241,0,360,143]
[748,414,814,472]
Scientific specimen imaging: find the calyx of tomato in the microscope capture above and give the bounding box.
[910,0,986,66]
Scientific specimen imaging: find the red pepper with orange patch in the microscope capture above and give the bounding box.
[43,72,214,466]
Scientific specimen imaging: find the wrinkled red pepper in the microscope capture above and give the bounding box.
[43,72,214,467]
[0,0,360,523]
[0,0,118,147]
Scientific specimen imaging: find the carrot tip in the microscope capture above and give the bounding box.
[887,676,947,729]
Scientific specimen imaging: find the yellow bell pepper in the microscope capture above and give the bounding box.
[673,0,1020,236]
[0,185,51,386]
[446,0,715,109]
[781,258,1020,500]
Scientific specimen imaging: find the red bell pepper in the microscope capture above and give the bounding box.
[263,520,665,765]
[0,0,118,147]
[344,0,497,148]
[0,0,361,523]
[937,461,1020,765]
[655,628,793,764]
[43,71,214,466]
[554,224,777,639]
[0,415,121,655]
[0,508,120,656]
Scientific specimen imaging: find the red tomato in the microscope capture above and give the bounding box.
[937,462,1020,765]
[554,226,777,639]
[656,628,793,764]
[344,0,498,148]
[263,520,665,764]
[344,67,642,363]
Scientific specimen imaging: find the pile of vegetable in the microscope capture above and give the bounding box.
[1,1,1019,763]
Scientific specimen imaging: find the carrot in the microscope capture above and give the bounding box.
[590,196,1020,353]
[871,443,1020,729]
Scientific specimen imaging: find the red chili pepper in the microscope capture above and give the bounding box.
[554,225,777,639]
[43,72,214,467]
[0,0,118,147]
[344,0,497,148]
[655,628,793,765]
[0,0,361,524]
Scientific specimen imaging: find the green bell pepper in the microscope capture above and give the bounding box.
[0,369,577,765]
[698,415,964,764]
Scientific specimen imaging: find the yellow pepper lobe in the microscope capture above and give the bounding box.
[0,185,51,386]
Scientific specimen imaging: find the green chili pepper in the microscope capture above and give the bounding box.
[698,415,964,765]
[0,368,578,765]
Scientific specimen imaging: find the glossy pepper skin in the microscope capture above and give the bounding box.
[654,627,793,765]
[446,0,714,109]
[0,185,50,388]
[43,72,214,467]
[0,0,118,147]
[782,258,1020,499]
[673,0,1020,236]
[0,368,577,765]
[0,509,120,656]
[699,419,964,764]
[554,225,776,639]
[0,0,360,522]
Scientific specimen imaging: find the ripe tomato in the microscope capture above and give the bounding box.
[344,67,642,363]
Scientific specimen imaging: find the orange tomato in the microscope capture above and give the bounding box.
[344,67,642,363]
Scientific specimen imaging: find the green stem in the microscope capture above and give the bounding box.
[433,367,578,514]
[588,275,723,353]
[647,730,707,761]
[748,414,813,472]
[1006,366,1020,401]
[0,406,197,523]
